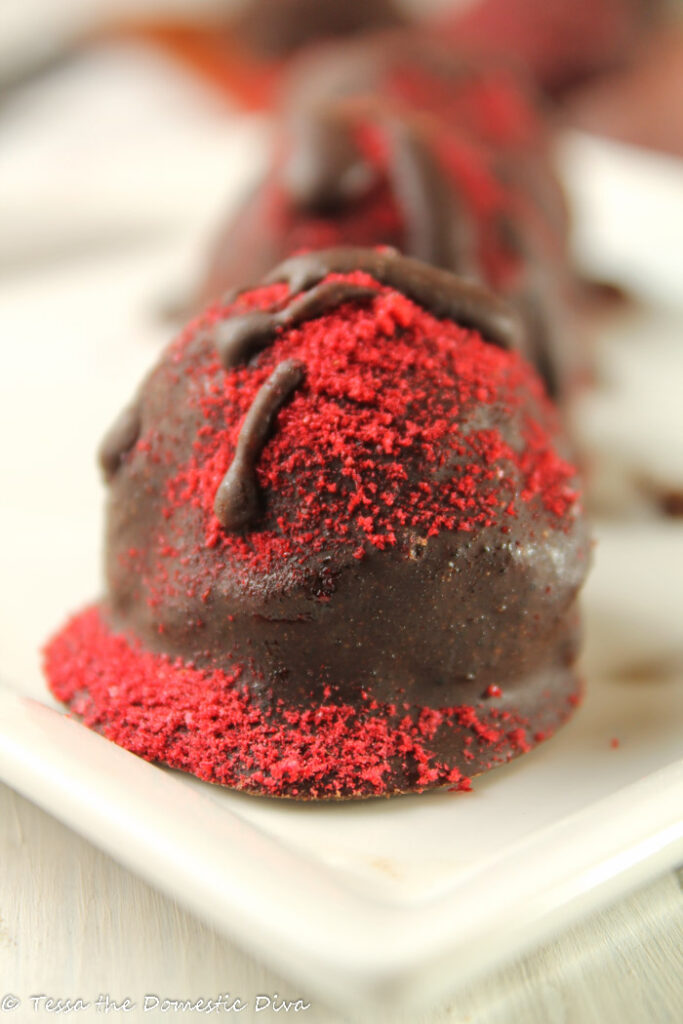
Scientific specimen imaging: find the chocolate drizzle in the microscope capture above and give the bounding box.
[98,403,141,482]
[494,152,570,241]
[214,359,305,531]
[265,246,524,351]
[216,280,379,369]
[498,215,569,398]
[278,106,479,278]
[281,111,376,212]
[384,119,478,278]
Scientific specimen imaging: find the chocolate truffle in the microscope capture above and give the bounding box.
[233,0,405,58]
[44,248,589,799]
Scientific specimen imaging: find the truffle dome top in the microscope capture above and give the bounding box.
[104,249,578,599]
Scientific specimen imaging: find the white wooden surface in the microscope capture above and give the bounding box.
[0,781,681,1024]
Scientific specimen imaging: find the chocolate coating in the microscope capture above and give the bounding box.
[214,358,304,531]
[98,403,141,482]
[105,407,585,703]
[498,214,579,399]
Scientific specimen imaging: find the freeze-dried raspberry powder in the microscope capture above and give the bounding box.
[44,605,554,798]
[151,273,578,589]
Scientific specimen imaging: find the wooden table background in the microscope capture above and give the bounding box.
[1,782,681,1024]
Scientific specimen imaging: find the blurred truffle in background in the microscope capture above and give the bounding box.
[433,0,663,94]
[198,88,580,402]
[232,0,406,57]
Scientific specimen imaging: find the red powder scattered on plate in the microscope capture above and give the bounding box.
[44,606,558,799]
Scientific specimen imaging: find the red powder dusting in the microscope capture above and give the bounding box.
[610,737,620,749]
[143,272,578,601]
[43,606,548,799]
[506,727,531,753]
